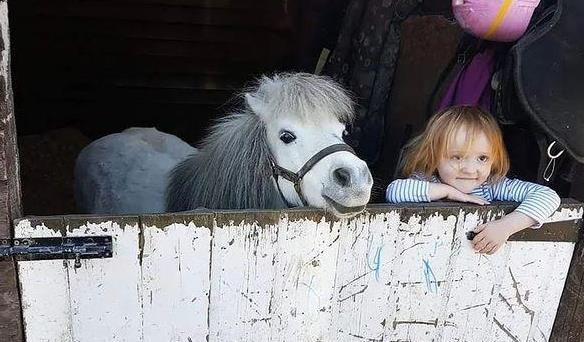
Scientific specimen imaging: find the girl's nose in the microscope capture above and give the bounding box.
[459,160,477,173]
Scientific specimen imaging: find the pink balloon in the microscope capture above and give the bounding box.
[453,0,541,42]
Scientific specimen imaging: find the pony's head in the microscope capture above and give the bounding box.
[245,73,373,218]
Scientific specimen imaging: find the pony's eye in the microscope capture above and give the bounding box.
[279,131,296,144]
[342,129,349,137]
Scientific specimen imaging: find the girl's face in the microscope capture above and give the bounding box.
[437,128,494,193]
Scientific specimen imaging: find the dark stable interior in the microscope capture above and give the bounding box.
[8,0,577,215]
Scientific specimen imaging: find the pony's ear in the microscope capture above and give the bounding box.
[245,93,268,120]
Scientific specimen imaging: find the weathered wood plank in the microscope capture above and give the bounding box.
[551,169,584,342]
[20,36,289,63]
[141,213,212,342]
[15,217,72,342]
[330,209,402,341]
[18,17,288,46]
[31,3,291,28]
[550,237,584,342]
[538,243,577,341]
[491,241,574,341]
[269,210,341,341]
[0,259,22,342]
[63,216,142,342]
[0,1,23,340]
[0,4,21,222]
[382,206,463,341]
[25,0,281,11]
[439,209,512,342]
[207,211,279,341]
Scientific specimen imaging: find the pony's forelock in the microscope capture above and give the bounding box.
[241,72,355,124]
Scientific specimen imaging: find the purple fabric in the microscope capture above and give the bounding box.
[438,46,496,112]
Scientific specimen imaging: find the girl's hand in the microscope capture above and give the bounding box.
[471,220,511,255]
[446,189,490,205]
[428,183,489,205]
[470,212,537,255]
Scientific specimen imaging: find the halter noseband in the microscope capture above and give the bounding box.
[270,143,356,206]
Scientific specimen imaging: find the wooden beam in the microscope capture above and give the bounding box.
[0,1,24,341]
[551,163,584,341]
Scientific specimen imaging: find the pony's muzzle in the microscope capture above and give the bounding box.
[322,162,372,217]
[329,163,372,198]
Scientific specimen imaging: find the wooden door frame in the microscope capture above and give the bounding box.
[0,2,24,341]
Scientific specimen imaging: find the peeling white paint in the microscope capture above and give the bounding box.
[66,221,142,342]
[141,221,211,342]
[16,205,582,342]
[16,220,73,342]
[208,219,278,341]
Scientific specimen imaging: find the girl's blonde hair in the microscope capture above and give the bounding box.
[401,106,510,182]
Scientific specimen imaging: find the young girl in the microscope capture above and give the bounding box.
[386,106,560,255]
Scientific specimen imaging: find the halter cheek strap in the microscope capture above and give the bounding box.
[271,143,356,206]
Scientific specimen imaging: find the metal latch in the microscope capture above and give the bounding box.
[0,236,113,268]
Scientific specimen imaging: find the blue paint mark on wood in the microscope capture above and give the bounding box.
[423,258,438,294]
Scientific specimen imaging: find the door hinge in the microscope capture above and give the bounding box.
[0,236,113,268]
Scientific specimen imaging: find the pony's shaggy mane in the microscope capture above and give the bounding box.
[166,113,286,211]
[166,73,355,211]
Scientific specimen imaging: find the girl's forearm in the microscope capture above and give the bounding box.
[427,183,450,201]
[498,211,538,237]
[386,179,430,203]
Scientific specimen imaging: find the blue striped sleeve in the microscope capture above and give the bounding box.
[386,178,430,203]
[490,178,561,226]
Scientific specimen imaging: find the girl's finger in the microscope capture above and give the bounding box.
[474,196,490,205]
[485,243,498,255]
[487,244,501,255]
[466,196,486,205]
[473,238,487,251]
[480,241,495,254]
[467,195,489,205]
[472,235,486,249]
[475,237,493,253]
[471,235,482,247]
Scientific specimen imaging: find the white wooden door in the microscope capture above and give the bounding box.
[16,203,583,342]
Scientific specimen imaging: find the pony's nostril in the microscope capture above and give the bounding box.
[361,167,373,185]
[333,168,351,187]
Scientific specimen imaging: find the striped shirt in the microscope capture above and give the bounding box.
[386,173,561,226]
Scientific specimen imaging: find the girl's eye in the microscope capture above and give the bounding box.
[478,155,490,163]
[279,131,296,144]
[450,155,462,161]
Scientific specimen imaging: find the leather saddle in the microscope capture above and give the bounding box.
[513,0,584,163]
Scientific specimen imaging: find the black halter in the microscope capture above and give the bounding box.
[270,143,356,206]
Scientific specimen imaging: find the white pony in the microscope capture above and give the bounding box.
[75,73,373,218]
